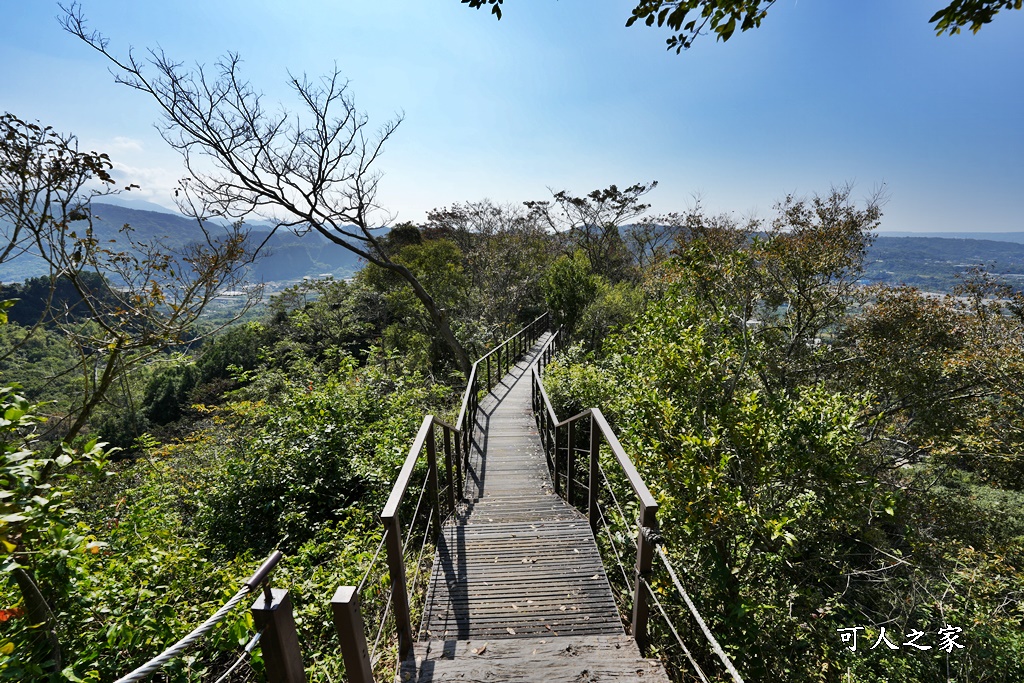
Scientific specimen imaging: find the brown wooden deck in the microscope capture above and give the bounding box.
[402,336,670,682]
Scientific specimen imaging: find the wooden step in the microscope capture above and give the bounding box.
[398,635,671,683]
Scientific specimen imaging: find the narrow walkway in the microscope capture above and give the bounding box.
[401,337,670,682]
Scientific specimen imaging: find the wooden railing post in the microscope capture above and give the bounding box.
[589,414,600,534]
[250,588,305,683]
[566,418,576,506]
[383,514,414,660]
[426,423,441,528]
[331,587,373,683]
[632,503,658,654]
[443,425,455,513]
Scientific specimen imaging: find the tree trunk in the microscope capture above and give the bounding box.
[385,261,472,376]
[13,566,62,673]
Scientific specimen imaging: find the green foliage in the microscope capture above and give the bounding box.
[0,386,111,678]
[541,250,599,336]
[543,195,1024,680]
[576,279,643,353]
[195,362,448,556]
[467,0,1024,52]
[625,1,1022,51]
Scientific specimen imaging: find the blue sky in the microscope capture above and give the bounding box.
[2,1,1021,232]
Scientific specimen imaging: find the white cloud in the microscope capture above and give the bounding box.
[108,136,144,153]
[107,160,183,211]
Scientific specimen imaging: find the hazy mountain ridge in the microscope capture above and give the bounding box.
[0,202,362,284]
[4,203,1023,292]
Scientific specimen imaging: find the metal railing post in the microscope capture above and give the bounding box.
[487,355,491,389]
[331,587,373,683]
[553,423,561,496]
[443,424,455,513]
[589,414,600,534]
[383,514,414,660]
[632,503,658,654]
[426,423,441,528]
[566,418,576,506]
[250,588,305,683]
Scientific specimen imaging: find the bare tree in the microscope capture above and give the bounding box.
[61,5,472,374]
[1,113,257,444]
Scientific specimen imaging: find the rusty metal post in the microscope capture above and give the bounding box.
[426,422,441,530]
[566,419,576,506]
[589,414,600,534]
[443,425,455,514]
[383,514,414,660]
[631,503,658,654]
[331,587,373,683]
[250,588,305,683]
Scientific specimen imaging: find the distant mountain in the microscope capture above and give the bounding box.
[865,235,1024,292]
[0,203,364,285]
[93,196,181,215]
[879,231,1024,245]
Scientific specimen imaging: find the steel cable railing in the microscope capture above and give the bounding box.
[640,574,713,683]
[211,625,267,683]
[112,551,285,683]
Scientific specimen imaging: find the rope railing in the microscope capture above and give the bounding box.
[532,336,746,683]
[332,314,551,683]
[112,550,296,683]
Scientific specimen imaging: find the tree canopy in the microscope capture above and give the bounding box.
[463,0,1022,51]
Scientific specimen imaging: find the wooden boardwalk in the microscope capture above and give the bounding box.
[402,336,670,682]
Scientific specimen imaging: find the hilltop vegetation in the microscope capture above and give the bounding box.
[3,180,1023,681]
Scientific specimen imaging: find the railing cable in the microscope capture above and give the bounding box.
[409,507,435,598]
[656,546,746,683]
[598,460,633,535]
[211,625,267,683]
[640,576,712,683]
[113,586,253,683]
[403,471,432,562]
[369,586,395,665]
[357,530,389,595]
[596,501,634,590]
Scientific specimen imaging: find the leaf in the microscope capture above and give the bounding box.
[506,627,516,635]
[471,642,488,655]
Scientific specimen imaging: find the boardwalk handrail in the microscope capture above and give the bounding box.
[334,314,550,679]
[531,332,745,683]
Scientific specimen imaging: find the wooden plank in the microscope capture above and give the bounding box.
[400,636,671,683]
